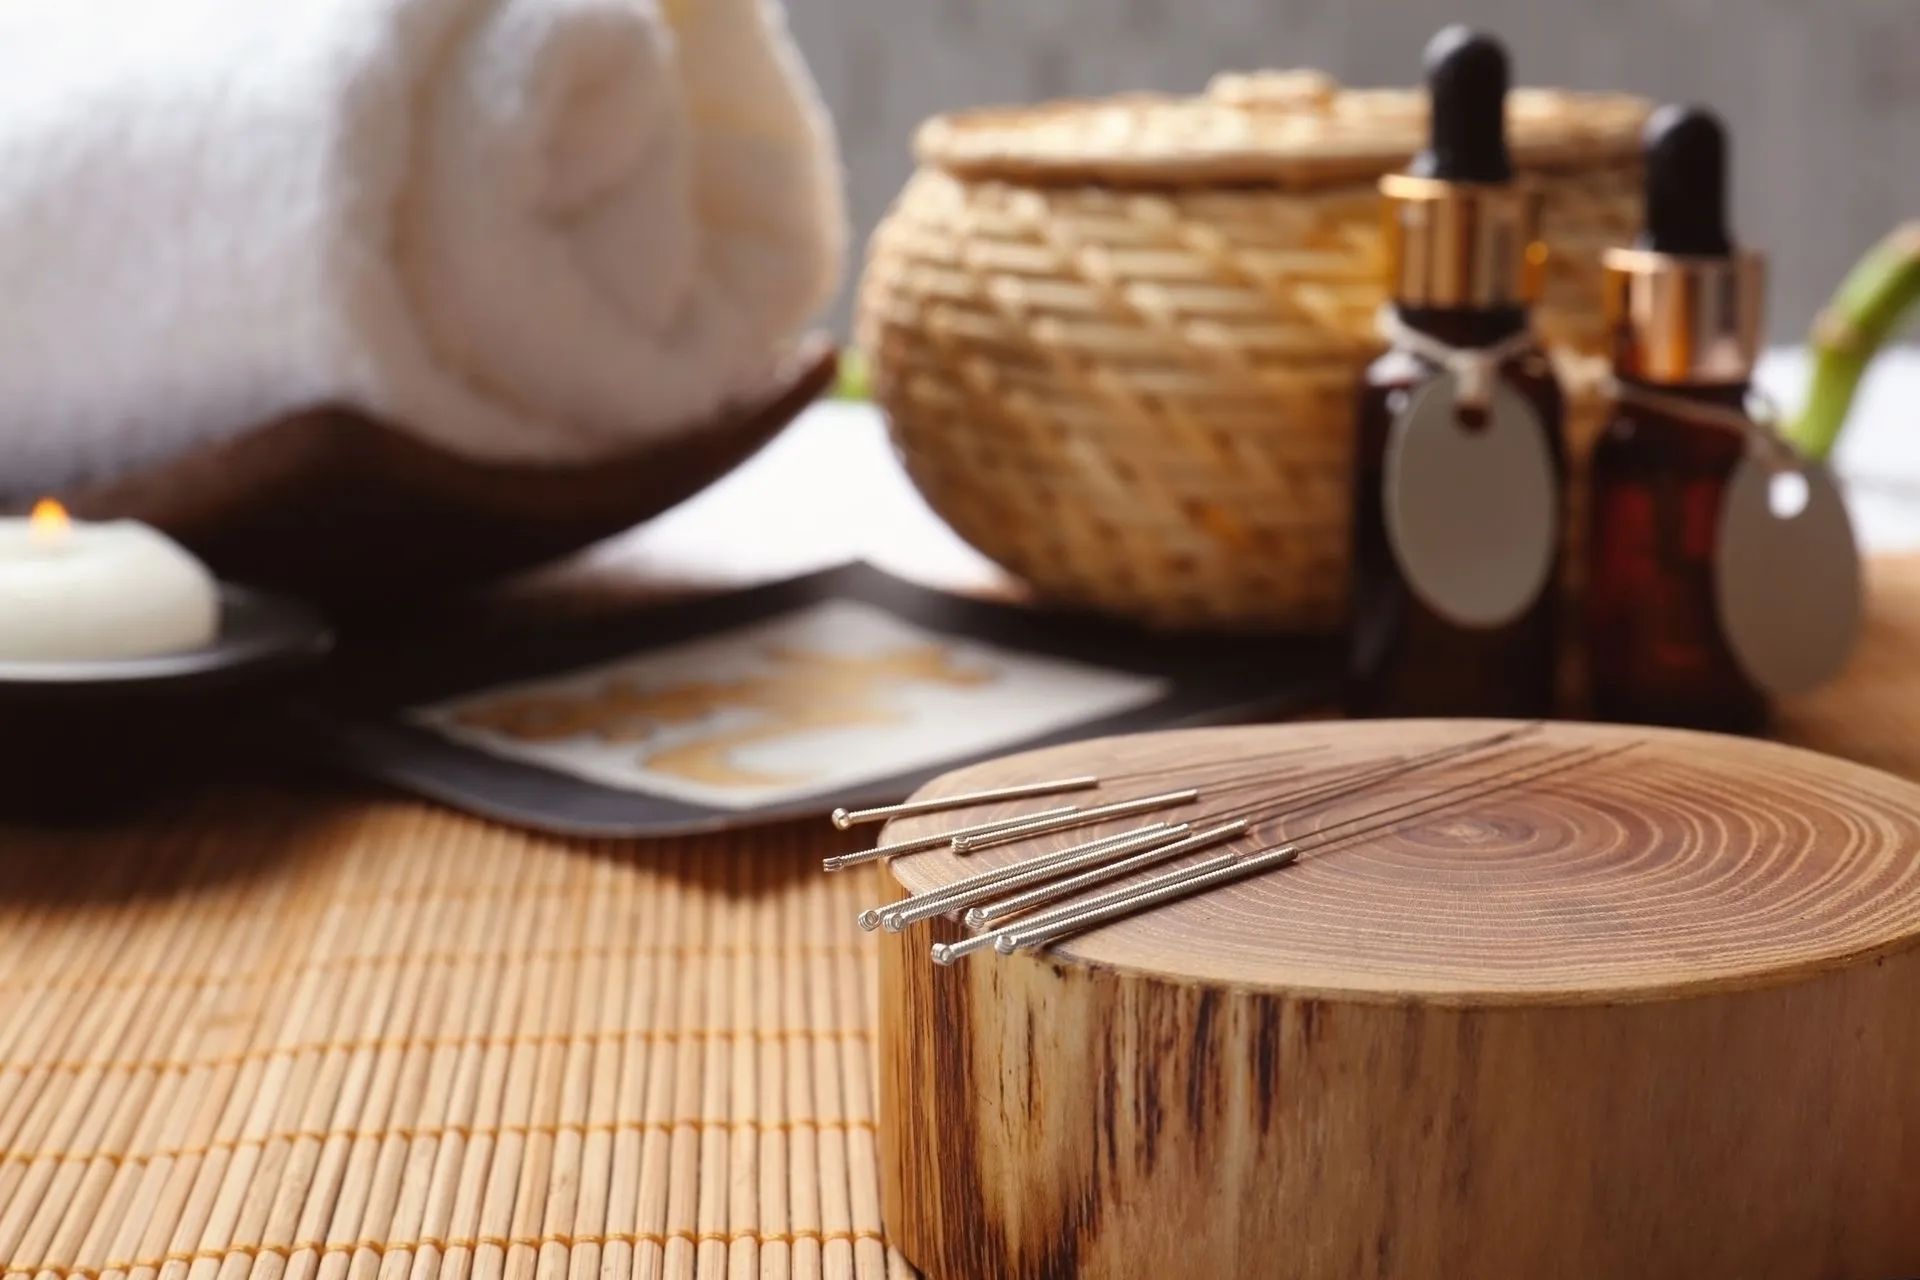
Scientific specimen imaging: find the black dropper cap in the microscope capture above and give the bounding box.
[1409,26,1512,184]
[1640,104,1732,256]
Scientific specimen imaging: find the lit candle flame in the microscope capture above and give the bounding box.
[29,498,71,547]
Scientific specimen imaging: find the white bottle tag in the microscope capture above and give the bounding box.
[1383,371,1558,629]
[1714,447,1861,696]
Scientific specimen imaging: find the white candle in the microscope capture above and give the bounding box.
[0,501,220,662]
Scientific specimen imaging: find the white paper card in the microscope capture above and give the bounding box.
[411,600,1169,809]
[1384,372,1558,629]
[1714,452,1862,696]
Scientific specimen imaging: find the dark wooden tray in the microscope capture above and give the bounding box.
[15,342,835,604]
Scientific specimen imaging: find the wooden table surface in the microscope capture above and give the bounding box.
[2,395,1919,1280]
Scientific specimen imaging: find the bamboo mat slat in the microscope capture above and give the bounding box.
[7,553,1920,1280]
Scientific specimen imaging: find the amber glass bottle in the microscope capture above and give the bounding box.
[1586,105,1767,731]
[1350,308,1565,716]
[1346,27,1565,717]
[1586,386,1765,730]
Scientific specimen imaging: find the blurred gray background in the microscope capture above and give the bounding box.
[789,0,1920,342]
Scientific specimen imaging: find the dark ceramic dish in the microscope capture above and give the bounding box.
[0,585,334,702]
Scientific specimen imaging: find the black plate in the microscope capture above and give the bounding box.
[0,586,334,702]
[300,563,1337,837]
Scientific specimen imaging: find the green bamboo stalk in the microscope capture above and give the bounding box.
[1785,221,1920,462]
[832,346,871,401]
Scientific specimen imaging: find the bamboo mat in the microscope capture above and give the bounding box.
[0,805,910,1280]
[6,553,1920,1280]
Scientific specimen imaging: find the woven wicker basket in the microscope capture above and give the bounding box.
[858,71,1647,630]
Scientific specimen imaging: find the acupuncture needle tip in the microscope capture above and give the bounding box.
[830,808,853,830]
[856,909,883,932]
[880,911,908,933]
[930,943,957,966]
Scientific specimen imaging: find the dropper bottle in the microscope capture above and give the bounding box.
[1586,105,1768,731]
[1347,27,1566,717]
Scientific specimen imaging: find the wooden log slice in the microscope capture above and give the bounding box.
[875,720,1920,1279]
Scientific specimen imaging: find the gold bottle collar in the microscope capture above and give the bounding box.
[1379,172,1545,310]
[1602,247,1765,384]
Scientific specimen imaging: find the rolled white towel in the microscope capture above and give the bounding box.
[0,0,845,495]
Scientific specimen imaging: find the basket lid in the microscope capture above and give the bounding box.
[916,69,1649,188]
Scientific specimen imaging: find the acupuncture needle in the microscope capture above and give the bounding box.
[832,742,1327,834]
[937,741,1620,963]
[854,757,1393,927]
[961,726,1537,928]
[822,805,1083,872]
[948,731,1528,861]
[870,823,1191,932]
[827,751,1336,873]
[932,820,1251,963]
[986,741,1638,958]
[861,766,1374,933]
[995,747,1607,952]
[853,821,1182,932]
